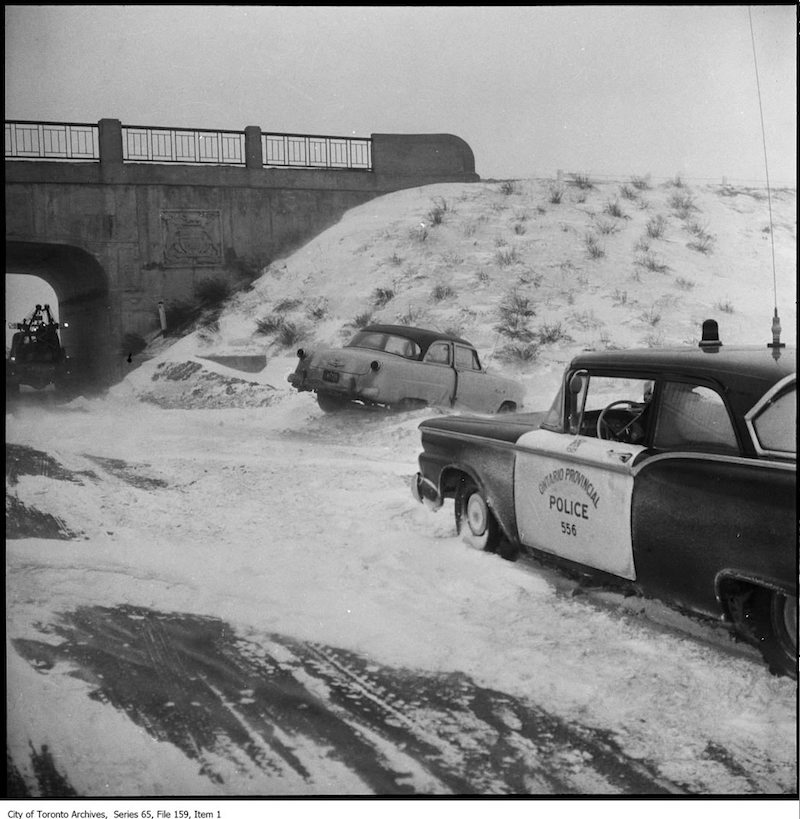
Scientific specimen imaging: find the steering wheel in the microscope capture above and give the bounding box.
[597,399,646,442]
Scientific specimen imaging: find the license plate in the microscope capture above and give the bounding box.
[322,370,340,383]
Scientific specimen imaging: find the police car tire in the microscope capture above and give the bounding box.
[455,478,502,555]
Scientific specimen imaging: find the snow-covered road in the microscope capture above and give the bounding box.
[5,389,798,796]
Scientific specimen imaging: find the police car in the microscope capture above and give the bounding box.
[412,320,797,677]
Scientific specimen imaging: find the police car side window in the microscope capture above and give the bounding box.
[653,382,738,453]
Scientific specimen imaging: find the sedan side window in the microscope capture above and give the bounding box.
[454,345,482,371]
[424,342,451,365]
[653,383,738,454]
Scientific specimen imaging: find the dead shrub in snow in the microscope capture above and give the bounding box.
[603,199,627,219]
[426,197,449,225]
[595,219,620,236]
[273,298,302,313]
[646,215,668,239]
[497,341,541,363]
[347,311,373,330]
[372,287,396,307]
[684,220,715,254]
[569,173,594,190]
[537,322,572,345]
[254,313,286,335]
[668,191,697,219]
[687,233,715,254]
[430,284,455,302]
[495,247,520,266]
[635,250,670,273]
[306,299,329,321]
[639,305,662,326]
[612,289,630,306]
[584,233,605,259]
[276,321,305,348]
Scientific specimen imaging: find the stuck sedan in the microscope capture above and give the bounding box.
[412,320,797,676]
[288,324,524,413]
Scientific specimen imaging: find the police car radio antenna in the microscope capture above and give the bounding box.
[748,6,784,353]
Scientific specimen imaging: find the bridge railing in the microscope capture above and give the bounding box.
[5,120,100,160]
[262,133,371,170]
[122,125,246,165]
[6,119,373,170]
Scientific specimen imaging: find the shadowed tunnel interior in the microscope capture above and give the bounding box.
[6,241,112,388]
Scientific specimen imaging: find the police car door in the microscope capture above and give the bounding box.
[513,373,652,580]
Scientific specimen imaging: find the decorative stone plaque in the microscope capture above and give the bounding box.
[161,210,222,267]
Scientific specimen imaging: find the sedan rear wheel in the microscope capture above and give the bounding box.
[317,392,353,413]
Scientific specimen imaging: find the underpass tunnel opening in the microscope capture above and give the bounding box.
[6,242,112,390]
[5,276,60,352]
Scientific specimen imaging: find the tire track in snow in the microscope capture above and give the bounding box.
[10,604,685,796]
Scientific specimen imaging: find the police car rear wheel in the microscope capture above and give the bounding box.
[455,478,501,555]
[744,586,798,679]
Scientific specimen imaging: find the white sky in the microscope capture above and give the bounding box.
[4,5,797,184]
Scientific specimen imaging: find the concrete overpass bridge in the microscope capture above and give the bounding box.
[5,118,479,388]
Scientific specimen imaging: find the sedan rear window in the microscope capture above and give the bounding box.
[347,331,421,359]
